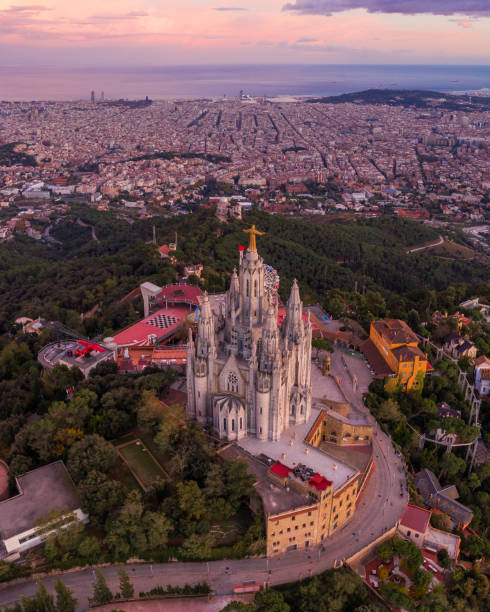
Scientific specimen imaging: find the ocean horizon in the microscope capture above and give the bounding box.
[0,64,489,102]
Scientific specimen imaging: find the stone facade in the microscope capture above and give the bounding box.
[186,228,312,442]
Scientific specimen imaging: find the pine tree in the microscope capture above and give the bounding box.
[92,570,113,605]
[119,567,135,599]
[34,581,55,612]
[54,578,77,612]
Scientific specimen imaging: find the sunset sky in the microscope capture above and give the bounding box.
[0,1,489,65]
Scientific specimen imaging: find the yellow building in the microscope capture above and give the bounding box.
[266,458,361,556]
[222,404,375,558]
[307,400,373,447]
[364,319,428,392]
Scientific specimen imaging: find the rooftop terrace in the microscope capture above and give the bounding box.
[238,407,357,493]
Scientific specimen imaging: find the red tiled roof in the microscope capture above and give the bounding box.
[158,245,171,255]
[308,473,332,491]
[270,461,291,478]
[360,338,395,378]
[400,503,431,534]
[158,284,203,306]
[113,305,188,346]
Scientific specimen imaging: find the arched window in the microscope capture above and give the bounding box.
[246,279,250,297]
[240,417,243,429]
[223,417,227,430]
[227,371,239,393]
[232,419,235,431]
[254,280,257,297]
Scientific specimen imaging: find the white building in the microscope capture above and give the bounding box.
[0,462,87,558]
[187,225,312,442]
[475,355,490,396]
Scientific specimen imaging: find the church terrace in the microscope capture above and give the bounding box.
[238,406,357,494]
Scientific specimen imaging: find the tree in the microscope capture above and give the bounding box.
[180,533,214,560]
[154,419,180,454]
[437,548,451,569]
[430,512,452,532]
[79,470,123,527]
[377,540,394,563]
[253,590,290,612]
[67,434,118,483]
[74,535,100,564]
[407,309,420,331]
[438,453,466,481]
[223,460,256,509]
[467,472,481,491]
[311,337,334,358]
[54,578,77,612]
[176,480,206,520]
[118,567,134,599]
[92,571,112,605]
[412,568,431,599]
[137,390,166,431]
[107,490,171,560]
[33,581,55,612]
[378,398,402,422]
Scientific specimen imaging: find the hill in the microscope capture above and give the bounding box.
[308,88,490,111]
[0,206,488,339]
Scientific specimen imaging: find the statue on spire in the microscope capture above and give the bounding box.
[243,225,265,252]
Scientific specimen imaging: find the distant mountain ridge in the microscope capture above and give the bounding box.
[308,88,490,110]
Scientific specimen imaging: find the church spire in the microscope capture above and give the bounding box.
[284,279,304,342]
[230,267,239,294]
[197,291,215,351]
[264,302,278,333]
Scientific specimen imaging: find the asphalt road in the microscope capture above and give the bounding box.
[0,348,407,610]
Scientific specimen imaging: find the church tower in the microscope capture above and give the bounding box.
[187,225,312,442]
[187,291,216,426]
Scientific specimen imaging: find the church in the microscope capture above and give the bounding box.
[186,226,312,442]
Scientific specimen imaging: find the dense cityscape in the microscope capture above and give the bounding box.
[0,2,489,609]
[0,93,489,227]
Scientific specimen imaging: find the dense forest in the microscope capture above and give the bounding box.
[1,206,488,342]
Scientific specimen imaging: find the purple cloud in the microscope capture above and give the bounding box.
[214,7,247,11]
[87,12,149,21]
[4,5,50,12]
[282,1,490,16]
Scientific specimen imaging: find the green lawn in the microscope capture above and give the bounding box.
[118,440,167,490]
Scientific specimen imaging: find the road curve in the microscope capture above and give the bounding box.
[0,351,407,610]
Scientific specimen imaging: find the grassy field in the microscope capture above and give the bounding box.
[431,240,485,262]
[118,440,167,490]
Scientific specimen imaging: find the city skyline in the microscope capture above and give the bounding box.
[0,1,489,67]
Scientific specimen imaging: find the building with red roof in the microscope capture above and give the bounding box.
[399,504,431,539]
[112,305,190,348]
[397,503,461,560]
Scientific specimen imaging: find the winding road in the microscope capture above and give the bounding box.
[0,349,407,610]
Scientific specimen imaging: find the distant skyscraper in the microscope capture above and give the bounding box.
[101,91,105,102]
[90,90,95,104]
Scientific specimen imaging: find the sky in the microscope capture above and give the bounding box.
[0,1,489,66]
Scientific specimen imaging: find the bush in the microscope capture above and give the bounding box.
[437,548,451,569]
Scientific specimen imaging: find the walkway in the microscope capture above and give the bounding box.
[406,235,443,253]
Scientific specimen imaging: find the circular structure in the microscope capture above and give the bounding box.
[263,263,280,304]
[0,460,9,501]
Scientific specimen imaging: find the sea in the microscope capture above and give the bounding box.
[0,64,489,101]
